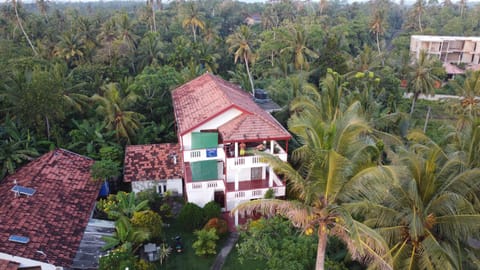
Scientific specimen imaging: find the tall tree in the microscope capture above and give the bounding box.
[11,0,38,55]
[181,1,205,43]
[370,8,385,56]
[413,0,426,32]
[91,83,144,144]
[227,25,257,94]
[234,102,393,270]
[279,24,319,71]
[407,50,438,115]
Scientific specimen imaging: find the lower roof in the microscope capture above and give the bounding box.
[0,149,100,268]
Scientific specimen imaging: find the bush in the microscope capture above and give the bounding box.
[177,202,204,231]
[131,210,163,240]
[135,188,163,210]
[98,247,136,270]
[203,218,228,237]
[192,228,219,257]
[203,201,221,222]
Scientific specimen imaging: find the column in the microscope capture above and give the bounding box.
[270,140,274,154]
[234,142,238,157]
[235,173,239,191]
[268,167,273,187]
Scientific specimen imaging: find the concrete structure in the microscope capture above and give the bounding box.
[172,73,291,222]
[410,35,480,75]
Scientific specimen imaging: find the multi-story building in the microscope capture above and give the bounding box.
[410,35,480,75]
[172,73,291,222]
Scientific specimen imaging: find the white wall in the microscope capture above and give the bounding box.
[181,108,242,150]
[132,179,183,195]
[186,190,215,208]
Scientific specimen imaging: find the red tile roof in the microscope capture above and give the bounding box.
[0,259,19,270]
[123,143,183,182]
[172,73,291,142]
[0,149,100,268]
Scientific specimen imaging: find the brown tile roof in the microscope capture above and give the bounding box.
[123,143,183,182]
[172,73,291,142]
[0,259,19,270]
[0,149,100,268]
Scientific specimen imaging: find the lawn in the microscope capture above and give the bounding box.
[222,244,267,270]
[159,217,230,270]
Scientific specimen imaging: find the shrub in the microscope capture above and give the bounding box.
[264,188,275,199]
[135,188,162,210]
[98,247,136,270]
[203,218,228,237]
[192,228,219,257]
[203,201,221,221]
[177,202,204,231]
[130,210,163,240]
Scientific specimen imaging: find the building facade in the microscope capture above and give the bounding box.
[172,74,291,217]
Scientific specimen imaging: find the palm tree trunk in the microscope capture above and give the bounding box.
[410,96,417,116]
[244,54,255,96]
[423,106,431,132]
[13,0,38,56]
[45,115,50,140]
[418,12,423,33]
[151,0,157,32]
[192,24,196,42]
[316,222,328,270]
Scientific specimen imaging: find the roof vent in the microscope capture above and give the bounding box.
[9,235,30,244]
[169,152,178,165]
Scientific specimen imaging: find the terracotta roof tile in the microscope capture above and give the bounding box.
[0,149,101,268]
[172,73,291,141]
[123,143,183,182]
[0,259,19,270]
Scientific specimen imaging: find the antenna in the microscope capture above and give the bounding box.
[13,179,19,198]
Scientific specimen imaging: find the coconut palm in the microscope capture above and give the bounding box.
[345,132,480,269]
[234,102,393,270]
[449,70,480,119]
[412,0,426,32]
[279,24,319,71]
[445,117,480,170]
[91,83,144,144]
[11,0,38,55]
[370,8,385,56]
[408,50,439,115]
[54,32,87,67]
[182,2,205,43]
[226,25,257,94]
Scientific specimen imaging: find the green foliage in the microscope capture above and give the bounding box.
[203,218,228,237]
[90,159,121,182]
[98,247,136,270]
[178,202,204,231]
[192,228,219,257]
[130,210,163,240]
[237,217,318,270]
[97,192,149,219]
[202,201,221,222]
[264,188,275,199]
[99,145,123,163]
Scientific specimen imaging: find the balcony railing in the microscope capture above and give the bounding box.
[183,147,225,163]
[226,142,287,168]
[186,180,225,193]
[226,186,286,201]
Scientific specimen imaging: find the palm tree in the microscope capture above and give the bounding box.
[11,0,38,55]
[136,32,164,70]
[234,102,393,270]
[54,32,87,67]
[102,216,150,253]
[226,25,257,94]
[459,0,467,18]
[370,8,385,56]
[413,0,426,32]
[279,24,319,71]
[449,70,480,119]
[0,117,39,181]
[346,132,480,269]
[408,50,438,115]
[91,83,144,144]
[182,2,205,43]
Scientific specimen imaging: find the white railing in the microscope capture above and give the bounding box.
[226,186,286,201]
[186,180,225,193]
[183,147,225,163]
[225,142,287,168]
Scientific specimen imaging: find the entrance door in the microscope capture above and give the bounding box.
[214,191,225,208]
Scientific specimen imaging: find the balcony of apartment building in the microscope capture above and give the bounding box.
[224,140,288,168]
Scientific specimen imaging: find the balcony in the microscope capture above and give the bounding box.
[186,179,225,194]
[183,147,225,163]
[225,172,285,204]
[225,142,287,168]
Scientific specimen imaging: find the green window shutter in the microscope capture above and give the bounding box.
[191,160,218,181]
[191,132,218,149]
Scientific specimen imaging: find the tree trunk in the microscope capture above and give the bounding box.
[244,54,255,97]
[423,106,431,133]
[151,0,157,32]
[418,13,423,33]
[192,24,196,42]
[410,96,417,116]
[45,115,50,141]
[13,0,38,55]
[316,222,328,270]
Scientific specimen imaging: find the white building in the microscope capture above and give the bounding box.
[172,73,291,218]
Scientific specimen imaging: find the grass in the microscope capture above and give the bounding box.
[158,217,230,270]
[222,240,267,270]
